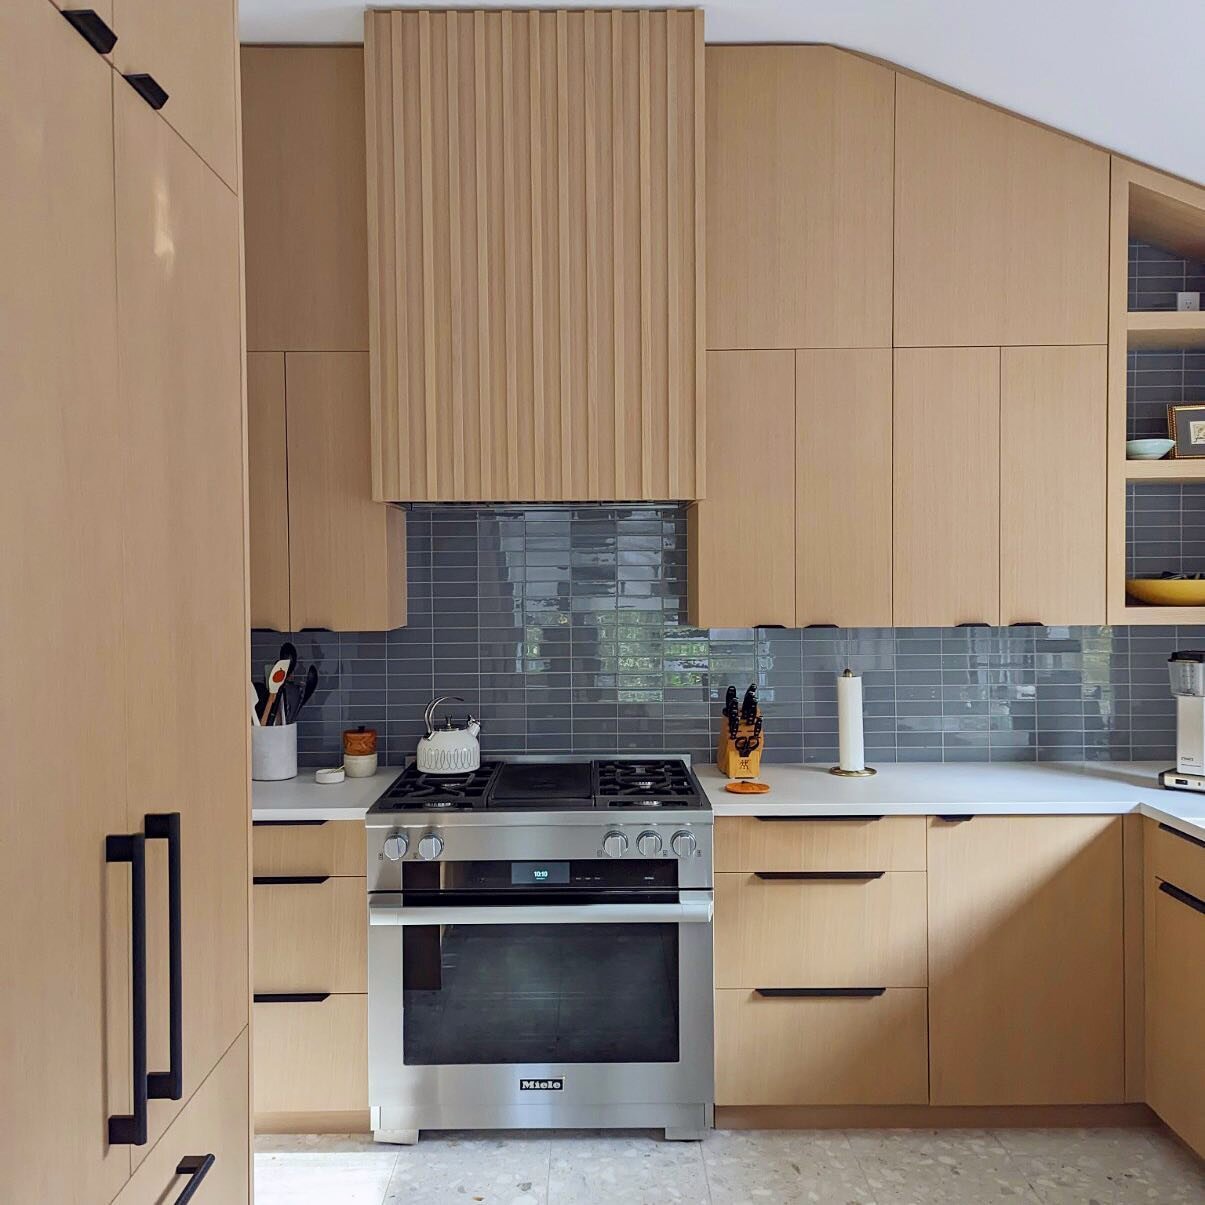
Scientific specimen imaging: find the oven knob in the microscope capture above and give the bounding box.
[602,830,628,858]
[417,833,444,861]
[670,829,697,859]
[636,830,663,857]
[382,832,409,862]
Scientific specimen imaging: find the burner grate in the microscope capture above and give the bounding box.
[374,761,503,811]
[593,758,702,804]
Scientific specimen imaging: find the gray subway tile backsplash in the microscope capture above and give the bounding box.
[252,503,1192,770]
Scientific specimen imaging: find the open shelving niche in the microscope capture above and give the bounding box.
[1108,159,1205,623]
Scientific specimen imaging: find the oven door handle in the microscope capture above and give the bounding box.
[367,892,713,926]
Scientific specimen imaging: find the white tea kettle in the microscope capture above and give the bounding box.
[416,696,482,774]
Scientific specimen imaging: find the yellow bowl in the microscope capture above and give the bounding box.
[1125,578,1205,606]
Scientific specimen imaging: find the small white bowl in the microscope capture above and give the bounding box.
[1126,438,1175,460]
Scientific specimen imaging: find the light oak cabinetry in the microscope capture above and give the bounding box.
[247,353,291,631]
[2,3,250,1199]
[1144,821,1205,1157]
[706,46,893,350]
[252,821,369,1129]
[1000,345,1107,625]
[928,816,1124,1105]
[688,351,795,627]
[893,348,1001,627]
[796,350,893,627]
[894,74,1109,347]
[364,8,704,502]
[111,0,240,191]
[241,47,370,353]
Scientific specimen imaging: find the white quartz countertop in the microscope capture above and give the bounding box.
[252,767,401,823]
[697,761,1205,841]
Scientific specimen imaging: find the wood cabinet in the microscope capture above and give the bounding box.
[112,1032,250,1205]
[114,78,250,1162]
[1145,823,1205,1157]
[688,351,795,627]
[1,6,129,1201]
[247,353,291,631]
[928,816,1124,1105]
[364,8,704,502]
[893,348,1001,627]
[252,819,366,878]
[716,989,929,1107]
[1000,346,1107,625]
[111,0,240,191]
[285,353,408,631]
[241,47,370,353]
[796,350,893,626]
[894,75,1109,347]
[706,47,894,350]
[716,816,926,874]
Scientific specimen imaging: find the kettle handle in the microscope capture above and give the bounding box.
[424,695,465,736]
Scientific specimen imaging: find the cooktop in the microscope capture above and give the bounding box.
[369,757,709,814]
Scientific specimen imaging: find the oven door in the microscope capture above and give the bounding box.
[367,860,714,1131]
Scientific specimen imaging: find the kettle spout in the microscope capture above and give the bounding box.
[467,717,481,738]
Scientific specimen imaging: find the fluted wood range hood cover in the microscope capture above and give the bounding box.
[364,8,704,503]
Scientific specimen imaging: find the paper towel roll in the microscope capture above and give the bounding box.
[836,669,865,772]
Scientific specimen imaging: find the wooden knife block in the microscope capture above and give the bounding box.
[716,716,764,779]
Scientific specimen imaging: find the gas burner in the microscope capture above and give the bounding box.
[371,761,503,813]
[593,758,704,807]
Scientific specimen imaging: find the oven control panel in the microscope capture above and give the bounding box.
[601,826,700,859]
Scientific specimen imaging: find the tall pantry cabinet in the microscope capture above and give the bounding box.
[1,3,250,1203]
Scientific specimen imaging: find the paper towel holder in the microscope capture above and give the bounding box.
[830,667,877,777]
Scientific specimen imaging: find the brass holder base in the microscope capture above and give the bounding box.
[828,766,877,777]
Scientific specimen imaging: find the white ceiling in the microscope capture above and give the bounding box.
[238,0,1205,185]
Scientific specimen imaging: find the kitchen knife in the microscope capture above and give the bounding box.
[740,684,757,724]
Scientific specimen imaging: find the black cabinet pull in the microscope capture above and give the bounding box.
[936,814,975,823]
[754,871,884,881]
[804,623,840,629]
[956,622,991,628]
[252,875,330,885]
[1009,621,1043,627]
[756,987,886,998]
[106,833,148,1146]
[755,815,884,823]
[1158,822,1205,851]
[123,73,169,110]
[252,819,328,827]
[253,993,331,1003]
[173,1154,215,1204]
[62,9,118,54]
[1159,880,1205,917]
[144,812,183,1101]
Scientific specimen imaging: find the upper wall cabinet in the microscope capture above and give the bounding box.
[242,48,370,353]
[110,0,239,191]
[894,76,1109,347]
[706,47,894,351]
[364,8,704,502]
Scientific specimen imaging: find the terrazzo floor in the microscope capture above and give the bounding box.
[254,1126,1205,1204]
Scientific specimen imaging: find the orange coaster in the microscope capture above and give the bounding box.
[724,781,770,794]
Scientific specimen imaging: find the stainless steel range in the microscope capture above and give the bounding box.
[365,756,714,1144]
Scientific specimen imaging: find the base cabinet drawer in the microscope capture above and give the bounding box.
[254,994,367,1113]
[113,1031,250,1205]
[1146,875,1205,1156]
[252,819,364,877]
[715,871,927,987]
[253,875,367,993]
[715,988,928,1105]
[1148,820,1205,903]
[716,816,926,872]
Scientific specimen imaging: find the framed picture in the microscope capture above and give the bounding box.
[1168,404,1205,459]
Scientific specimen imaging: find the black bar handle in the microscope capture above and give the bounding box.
[1159,880,1205,916]
[1158,822,1205,851]
[253,993,331,1003]
[804,623,840,629]
[123,72,169,110]
[252,875,330,885]
[1009,621,1043,627]
[252,819,328,827]
[62,9,118,54]
[756,987,886,998]
[936,814,976,823]
[107,833,148,1146]
[754,871,884,881]
[956,622,992,628]
[144,812,183,1101]
[755,815,883,823]
[173,1154,216,1204]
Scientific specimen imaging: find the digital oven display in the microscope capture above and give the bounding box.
[510,861,570,886]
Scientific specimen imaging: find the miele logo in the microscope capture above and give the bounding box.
[519,1078,564,1091]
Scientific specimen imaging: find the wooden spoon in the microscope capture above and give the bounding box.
[260,657,291,725]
